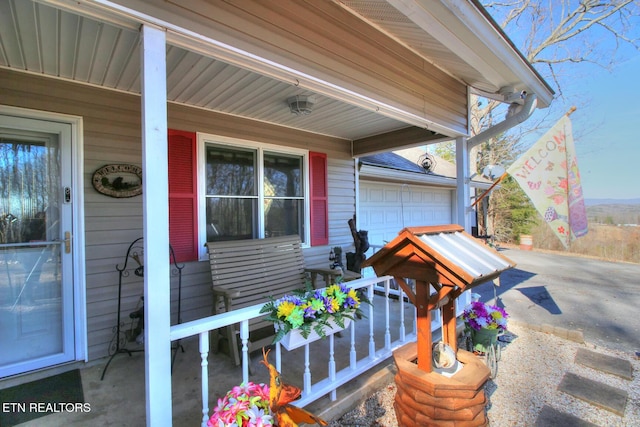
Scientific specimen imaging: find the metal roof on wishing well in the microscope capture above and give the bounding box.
[417,231,512,280]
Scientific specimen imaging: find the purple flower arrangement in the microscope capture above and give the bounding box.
[462,301,508,331]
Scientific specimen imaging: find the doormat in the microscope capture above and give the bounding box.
[0,369,85,426]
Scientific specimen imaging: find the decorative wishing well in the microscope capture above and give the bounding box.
[363,225,514,426]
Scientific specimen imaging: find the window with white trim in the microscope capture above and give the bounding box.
[199,134,308,246]
[168,131,327,262]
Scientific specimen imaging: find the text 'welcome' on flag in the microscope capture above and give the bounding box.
[506,114,588,247]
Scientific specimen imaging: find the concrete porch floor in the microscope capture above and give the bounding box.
[10,294,420,426]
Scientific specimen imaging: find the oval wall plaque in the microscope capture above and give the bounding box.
[92,164,143,198]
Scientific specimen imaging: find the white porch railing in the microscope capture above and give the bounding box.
[170,275,470,427]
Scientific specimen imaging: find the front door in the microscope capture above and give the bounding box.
[0,114,75,377]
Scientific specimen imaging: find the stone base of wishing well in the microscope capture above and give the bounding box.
[393,342,491,427]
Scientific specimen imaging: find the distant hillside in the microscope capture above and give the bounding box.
[530,221,640,264]
[586,202,640,225]
[585,198,640,206]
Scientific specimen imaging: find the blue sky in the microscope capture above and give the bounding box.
[481,53,639,201]
[482,3,640,202]
[560,54,640,200]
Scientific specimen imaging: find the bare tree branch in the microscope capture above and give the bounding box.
[487,0,639,76]
[464,0,640,240]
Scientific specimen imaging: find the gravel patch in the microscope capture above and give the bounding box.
[329,323,640,426]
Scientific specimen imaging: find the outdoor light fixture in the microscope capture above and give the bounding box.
[418,153,436,173]
[287,95,316,116]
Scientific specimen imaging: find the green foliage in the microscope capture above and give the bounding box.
[431,141,456,163]
[491,177,537,243]
[473,130,536,243]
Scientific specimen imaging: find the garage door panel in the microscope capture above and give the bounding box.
[435,208,450,221]
[385,210,400,223]
[360,181,452,246]
[368,210,386,226]
[384,189,399,202]
[369,188,384,202]
[436,192,450,203]
[410,210,427,222]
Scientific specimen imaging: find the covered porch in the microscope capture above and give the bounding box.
[0,1,553,425]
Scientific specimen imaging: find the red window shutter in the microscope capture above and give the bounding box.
[168,129,198,262]
[309,151,328,246]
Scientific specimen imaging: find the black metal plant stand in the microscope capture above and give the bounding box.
[169,244,185,369]
[100,237,184,380]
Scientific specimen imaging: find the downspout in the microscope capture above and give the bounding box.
[467,93,538,148]
[458,92,538,232]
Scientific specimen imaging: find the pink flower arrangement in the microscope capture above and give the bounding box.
[462,301,508,331]
[208,382,273,427]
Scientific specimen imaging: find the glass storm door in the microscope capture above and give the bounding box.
[0,115,75,378]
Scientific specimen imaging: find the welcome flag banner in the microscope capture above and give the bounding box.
[506,115,588,247]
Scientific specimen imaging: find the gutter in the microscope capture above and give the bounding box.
[359,164,494,190]
[467,93,537,148]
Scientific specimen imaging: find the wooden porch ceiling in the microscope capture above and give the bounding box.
[0,0,553,157]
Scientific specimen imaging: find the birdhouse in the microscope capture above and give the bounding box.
[362,224,514,372]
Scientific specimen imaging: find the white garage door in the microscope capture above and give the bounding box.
[359,181,453,247]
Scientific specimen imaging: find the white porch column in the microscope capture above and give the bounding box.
[140,24,172,425]
[455,136,471,232]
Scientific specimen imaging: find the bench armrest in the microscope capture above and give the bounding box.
[212,286,242,300]
[305,266,361,289]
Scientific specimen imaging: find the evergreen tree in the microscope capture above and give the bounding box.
[491,177,537,243]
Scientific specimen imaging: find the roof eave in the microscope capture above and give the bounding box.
[387,0,554,108]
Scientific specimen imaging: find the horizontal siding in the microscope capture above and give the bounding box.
[0,69,358,362]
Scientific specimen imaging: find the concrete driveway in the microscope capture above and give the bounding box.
[473,247,640,356]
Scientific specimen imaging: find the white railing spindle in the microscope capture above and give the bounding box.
[349,317,357,369]
[368,283,375,358]
[199,332,209,427]
[275,342,282,373]
[328,334,336,401]
[240,320,249,384]
[303,344,311,394]
[384,279,391,349]
[399,286,406,341]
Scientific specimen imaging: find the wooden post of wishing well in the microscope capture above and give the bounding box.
[415,280,432,372]
[441,299,458,353]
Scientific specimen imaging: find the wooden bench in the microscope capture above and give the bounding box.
[205,236,309,366]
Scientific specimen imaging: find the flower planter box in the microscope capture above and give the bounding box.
[276,317,351,351]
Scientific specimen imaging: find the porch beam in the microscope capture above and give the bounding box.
[140,24,172,426]
[455,136,471,231]
[352,126,445,157]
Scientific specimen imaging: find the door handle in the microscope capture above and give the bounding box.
[64,231,71,254]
